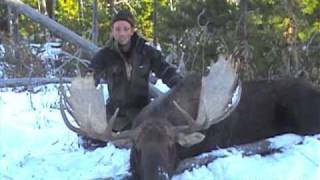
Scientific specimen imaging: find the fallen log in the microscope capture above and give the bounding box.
[0,77,72,88]
[0,77,164,97]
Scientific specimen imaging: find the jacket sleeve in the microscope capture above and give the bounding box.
[149,46,183,88]
[89,49,107,86]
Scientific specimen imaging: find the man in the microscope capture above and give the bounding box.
[83,10,182,149]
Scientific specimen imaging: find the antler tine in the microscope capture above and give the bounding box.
[173,100,195,126]
[59,85,81,126]
[58,76,83,133]
[59,87,88,137]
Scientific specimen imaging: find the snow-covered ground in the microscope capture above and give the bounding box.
[0,81,320,180]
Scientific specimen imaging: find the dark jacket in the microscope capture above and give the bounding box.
[89,33,182,130]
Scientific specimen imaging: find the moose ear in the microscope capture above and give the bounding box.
[177,132,205,147]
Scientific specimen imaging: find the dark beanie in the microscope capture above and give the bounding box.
[112,10,135,27]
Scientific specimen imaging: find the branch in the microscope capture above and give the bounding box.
[0,77,72,88]
[0,77,164,98]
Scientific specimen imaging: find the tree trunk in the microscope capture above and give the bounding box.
[12,8,19,53]
[0,4,9,33]
[78,0,84,27]
[7,5,20,62]
[152,0,157,47]
[40,0,47,15]
[92,0,98,44]
[239,0,247,43]
[286,0,299,75]
[45,0,55,20]
[107,0,114,16]
[7,5,13,36]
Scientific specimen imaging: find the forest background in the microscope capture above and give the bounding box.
[0,0,319,85]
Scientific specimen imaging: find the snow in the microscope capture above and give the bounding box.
[1,82,320,180]
[29,40,63,61]
[0,85,129,179]
[174,136,320,180]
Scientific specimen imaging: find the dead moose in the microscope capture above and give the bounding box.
[59,55,320,180]
[178,77,320,162]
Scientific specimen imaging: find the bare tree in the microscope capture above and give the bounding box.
[152,0,157,47]
[92,0,98,44]
[45,0,55,20]
[0,4,9,33]
[234,0,254,80]
[7,4,20,62]
[107,0,114,16]
[284,0,299,75]
[78,0,84,26]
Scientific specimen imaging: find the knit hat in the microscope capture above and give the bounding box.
[112,10,135,27]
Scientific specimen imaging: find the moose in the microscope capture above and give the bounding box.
[178,78,320,161]
[60,55,320,180]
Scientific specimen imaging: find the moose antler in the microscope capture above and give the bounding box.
[59,75,133,142]
[196,54,241,128]
[174,54,241,146]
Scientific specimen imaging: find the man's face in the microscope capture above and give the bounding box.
[112,20,134,46]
